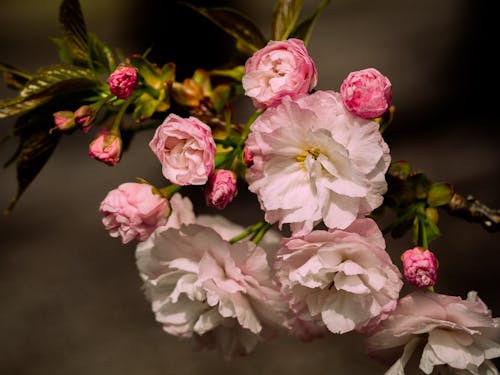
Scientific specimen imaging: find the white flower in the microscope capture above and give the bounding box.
[276,218,402,334]
[245,90,390,236]
[366,291,500,375]
[136,220,286,358]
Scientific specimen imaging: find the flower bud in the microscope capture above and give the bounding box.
[340,68,392,119]
[243,145,254,167]
[88,130,122,166]
[204,169,237,210]
[108,65,139,99]
[53,111,76,131]
[401,247,438,288]
[75,105,96,132]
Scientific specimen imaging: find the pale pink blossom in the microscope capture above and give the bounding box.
[135,221,287,358]
[88,130,122,166]
[340,68,392,119]
[53,110,75,131]
[149,114,216,185]
[401,247,438,288]
[108,65,139,99]
[366,291,500,375]
[204,170,238,210]
[99,182,169,244]
[242,38,318,108]
[275,218,402,335]
[246,90,391,235]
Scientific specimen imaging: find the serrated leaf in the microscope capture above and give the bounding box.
[0,97,50,119]
[20,64,98,99]
[272,0,303,40]
[0,63,32,90]
[88,33,116,73]
[130,55,164,91]
[211,84,231,112]
[5,112,61,214]
[183,4,266,55]
[290,0,330,45]
[59,0,89,65]
[427,182,453,207]
[51,37,76,65]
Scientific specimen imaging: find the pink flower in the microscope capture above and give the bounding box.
[52,110,75,131]
[401,247,438,288]
[108,65,139,99]
[340,68,392,119]
[204,170,238,210]
[99,182,169,244]
[75,105,96,132]
[275,218,402,334]
[245,90,391,235]
[135,221,287,358]
[366,291,500,375]
[242,38,318,108]
[149,114,216,185]
[88,130,122,166]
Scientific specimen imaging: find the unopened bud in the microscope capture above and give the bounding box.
[401,247,438,288]
[108,65,139,99]
[75,105,96,132]
[88,130,122,166]
[204,169,237,209]
[53,111,76,131]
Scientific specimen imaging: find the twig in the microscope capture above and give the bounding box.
[446,193,500,232]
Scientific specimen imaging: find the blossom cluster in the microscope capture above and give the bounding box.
[97,38,500,373]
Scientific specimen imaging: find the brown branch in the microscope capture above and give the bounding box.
[446,193,500,232]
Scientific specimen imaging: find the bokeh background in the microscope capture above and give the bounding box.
[0,1,498,374]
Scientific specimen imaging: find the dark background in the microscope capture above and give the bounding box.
[0,1,498,374]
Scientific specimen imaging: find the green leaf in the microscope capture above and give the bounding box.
[183,4,266,55]
[20,64,98,99]
[407,172,431,200]
[5,112,61,214]
[427,182,454,207]
[88,33,116,73]
[210,65,245,82]
[59,0,89,65]
[290,0,330,45]
[0,97,50,119]
[132,91,169,123]
[388,160,411,180]
[0,63,32,90]
[272,0,303,40]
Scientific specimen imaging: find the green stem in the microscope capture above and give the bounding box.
[419,217,429,249]
[229,221,265,244]
[239,109,264,146]
[111,95,134,133]
[158,184,182,199]
[251,222,272,244]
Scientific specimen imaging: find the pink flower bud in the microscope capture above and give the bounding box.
[401,247,438,288]
[88,130,122,166]
[204,170,238,210]
[243,145,254,167]
[53,111,75,131]
[340,68,392,119]
[75,105,96,132]
[108,65,139,99]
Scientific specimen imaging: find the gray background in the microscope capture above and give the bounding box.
[0,1,498,374]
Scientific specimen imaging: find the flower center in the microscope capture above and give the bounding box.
[296,146,321,168]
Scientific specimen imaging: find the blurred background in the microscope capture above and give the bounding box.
[0,0,498,374]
